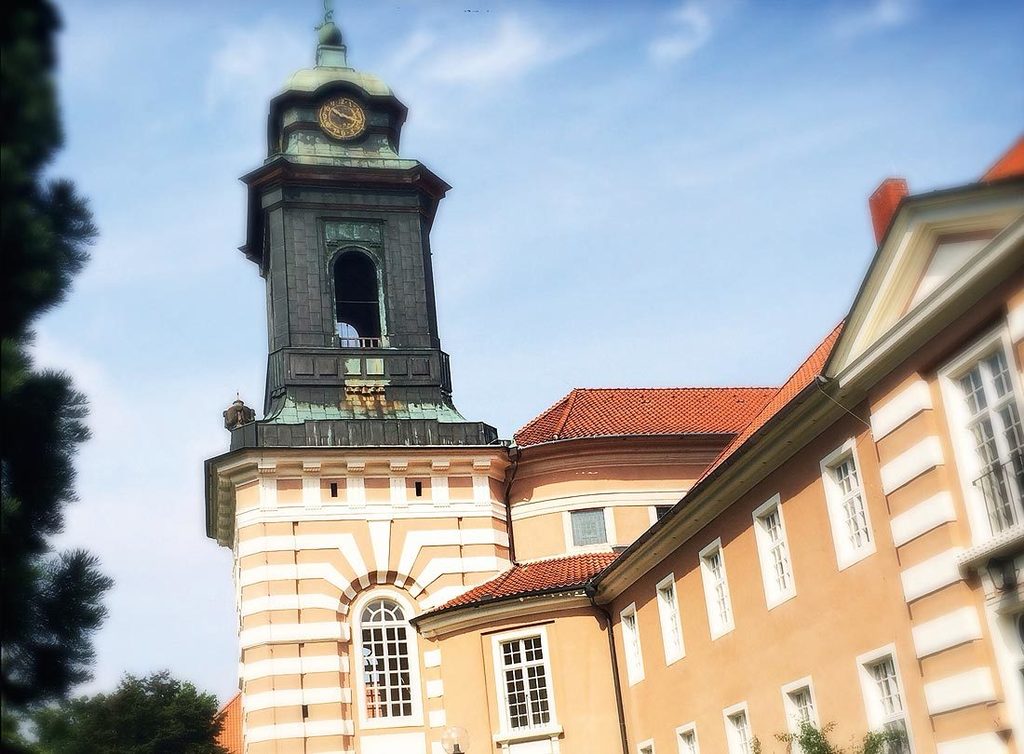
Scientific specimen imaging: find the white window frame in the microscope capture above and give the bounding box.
[780,676,819,748]
[820,439,876,570]
[675,721,700,754]
[656,573,685,664]
[722,701,754,754]
[563,507,617,552]
[638,739,656,754]
[352,588,424,729]
[490,625,560,739]
[939,326,1024,545]
[699,538,735,639]
[752,494,797,608]
[620,602,645,685]
[856,644,914,753]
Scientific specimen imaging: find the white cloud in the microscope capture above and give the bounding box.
[205,18,307,111]
[648,2,715,64]
[829,0,918,41]
[399,16,597,86]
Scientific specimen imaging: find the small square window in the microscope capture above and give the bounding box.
[570,509,607,547]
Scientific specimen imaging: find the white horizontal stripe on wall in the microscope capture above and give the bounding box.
[911,607,983,658]
[245,686,350,712]
[881,437,945,495]
[419,584,475,611]
[936,732,1007,754]
[242,654,348,681]
[241,593,341,617]
[240,621,349,649]
[239,563,356,600]
[426,680,444,698]
[871,380,933,439]
[410,556,506,597]
[394,529,509,587]
[428,709,447,728]
[246,718,354,743]
[901,548,963,603]
[889,492,956,547]
[238,534,368,576]
[924,667,997,714]
[423,650,441,668]
[1008,300,1024,342]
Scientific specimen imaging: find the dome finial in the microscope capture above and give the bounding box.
[316,0,345,49]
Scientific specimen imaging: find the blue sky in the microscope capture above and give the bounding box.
[39,0,1022,703]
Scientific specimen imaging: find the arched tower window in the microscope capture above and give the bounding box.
[360,598,414,720]
[333,250,382,345]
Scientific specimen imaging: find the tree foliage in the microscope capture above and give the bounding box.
[1,0,111,728]
[33,672,228,754]
[763,721,908,754]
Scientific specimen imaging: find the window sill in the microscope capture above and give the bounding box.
[493,724,564,745]
[765,590,798,611]
[835,542,876,572]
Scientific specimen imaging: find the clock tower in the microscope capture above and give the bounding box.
[206,15,511,754]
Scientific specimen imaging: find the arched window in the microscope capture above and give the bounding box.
[333,250,382,345]
[360,598,414,720]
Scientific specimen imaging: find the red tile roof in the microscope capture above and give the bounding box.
[431,552,619,612]
[697,322,844,483]
[981,135,1024,182]
[215,692,243,754]
[514,387,776,447]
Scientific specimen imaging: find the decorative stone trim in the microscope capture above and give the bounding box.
[890,492,957,547]
[423,649,441,668]
[428,709,447,728]
[244,686,350,711]
[425,680,444,698]
[911,607,983,658]
[880,437,944,495]
[936,732,1007,754]
[901,548,964,603]
[924,667,997,714]
[242,654,348,681]
[246,719,354,743]
[239,621,349,648]
[870,380,932,440]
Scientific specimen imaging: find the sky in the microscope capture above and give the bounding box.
[38,0,1023,704]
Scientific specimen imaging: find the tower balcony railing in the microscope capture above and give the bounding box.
[973,448,1024,536]
[338,336,384,349]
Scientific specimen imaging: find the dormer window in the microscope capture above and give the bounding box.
[334,250,382,347]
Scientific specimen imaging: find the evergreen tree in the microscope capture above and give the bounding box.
[33,672,228,754]
[1,0,112,735]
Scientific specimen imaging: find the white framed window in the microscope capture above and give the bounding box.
[781,677,819,752]
[857,645,913,753]
[353,590,423,729]
[492,626,559,736]
[620,602,645,685]
[722,701,754,754]
[638,740,656,754]
[675,722,700,754]
[699,538,734,638]
[820,439,876,569]
[564,507,616,551]
[656,573,685,664]
[940,328,1024,544]
[752,494,796,608]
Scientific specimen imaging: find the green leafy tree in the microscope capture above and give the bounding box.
[1,0,112,737]
[33,672,228,754]
[761,721,908,754]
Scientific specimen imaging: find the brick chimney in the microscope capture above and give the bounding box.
[868,177,909,244]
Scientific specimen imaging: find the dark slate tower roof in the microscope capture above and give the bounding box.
[228,19,497,450]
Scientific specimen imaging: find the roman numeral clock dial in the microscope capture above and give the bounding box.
[318,96,367,140]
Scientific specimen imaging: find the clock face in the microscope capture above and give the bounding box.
[318,97,367,140]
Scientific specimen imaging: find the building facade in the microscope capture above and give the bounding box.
[205,20,1024,754]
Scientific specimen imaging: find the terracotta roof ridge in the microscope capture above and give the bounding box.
[567,386,777,392]
[516,551,615,565]
[551,388,579,439]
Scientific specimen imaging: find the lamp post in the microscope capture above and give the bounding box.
[441,726,470,754]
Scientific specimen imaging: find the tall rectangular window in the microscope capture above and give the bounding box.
[723,704,754,754]
[752,495,796,607]
[656,573,685,664]
[676,723,700,754]
[858,647,912,754]
[699,539,734,638]
[781,678,819,753]
[495,631,554,733]
[570,508,608,547]
[821,441,876,569]
[942,334,1024,542]
[620,603,645,685]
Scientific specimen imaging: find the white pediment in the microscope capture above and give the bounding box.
[826,184,1024,380]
